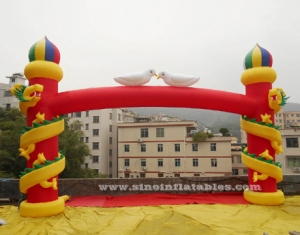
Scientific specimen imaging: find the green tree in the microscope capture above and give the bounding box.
[219,127,230,136]
[58,118,107,178]
[0,109,105,178]
[0,108,26,178]
[192,131,208,142]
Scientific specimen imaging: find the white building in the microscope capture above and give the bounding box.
[67,109,123,178]
[0,73,26,109]
[117,121,233,178]
[277,128,300,175]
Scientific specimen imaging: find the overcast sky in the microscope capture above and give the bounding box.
[1,0,300,104]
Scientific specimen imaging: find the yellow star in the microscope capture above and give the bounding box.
[259,149,273,160]
[261,113,272,124]
[36,112,45,123]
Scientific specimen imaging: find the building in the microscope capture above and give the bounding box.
[231,137,247,175]
[277,128,300,175]
[0,73,26,109]
[66,109,124,178]
[275,109,300,129]
[117,120,233,178]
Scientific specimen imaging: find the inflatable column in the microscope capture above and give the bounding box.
[10,37,68,217]
[241,44,288,205]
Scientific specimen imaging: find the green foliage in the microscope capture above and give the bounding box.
[59,118,99,178]
[0,108,26,178]
[192,131,208,142]
[0,109,102,178]
[82,168,108,178]
[206,133,214,138]
[219,127,230,136]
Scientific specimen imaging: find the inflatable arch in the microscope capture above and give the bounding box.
[10,37,288,217]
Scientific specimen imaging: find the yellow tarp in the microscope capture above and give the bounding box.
[1,196,300,235]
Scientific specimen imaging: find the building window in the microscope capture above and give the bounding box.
[140,173,145,178]
[80,137,84,142]
[211,158,217,167]
[174,173,180,177]
[86,111,89,117]
[175,159,181,167]
[124,145,130,152]
[141,159,146,167]
[109,161,112,167]
[75,112,81,117]
[11,78,15,82]
[194,174,200,176]
[232,169,238,175]
[243,169,248,174]
[156,128,164,137]
[118,114,121,121]
[92,142,99,149]
[193,159,198,167]
[158,144,163,152]
[158,173,164,178]
[124,173,130,178]
[85,124,89,130]
[109,113,112,120]
[141,144,146,152]
[109,137,112,144]
[93,129,99,136]
[5,103,11,109]
[158,159,163,167]
[175,144,180,152]
[124,159,130,167]
[85,163,88,168]
[237,156,241,163]
[210,143,216,151]
[232,156,234,163]
[286,138,299,148]
[109,149,112,156]
[92,156,99,163]
[141,128,148,138]
[93,116,99,123]
[109,125,112,132]
[287,157,300,167]
[192,144,198,151]
[85,137,89,143]
[93,169,99,174]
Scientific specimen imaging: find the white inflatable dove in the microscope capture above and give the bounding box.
[114,69,157,86]
[157,71,200,87]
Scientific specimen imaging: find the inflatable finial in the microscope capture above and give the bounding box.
[244,44,273,70]
[28,37,60,64]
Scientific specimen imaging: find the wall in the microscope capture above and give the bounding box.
[1,175,299,200]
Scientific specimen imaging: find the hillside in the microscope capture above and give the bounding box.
[128,103,300,143]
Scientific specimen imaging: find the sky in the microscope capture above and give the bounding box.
[1,0,300,103]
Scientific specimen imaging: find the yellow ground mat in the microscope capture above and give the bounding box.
[0,196,300,235]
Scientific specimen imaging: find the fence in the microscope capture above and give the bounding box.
[0,175,299,200]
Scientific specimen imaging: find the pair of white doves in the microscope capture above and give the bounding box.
[114,69,200,87]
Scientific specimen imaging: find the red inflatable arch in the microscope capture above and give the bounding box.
[10,37,287,217]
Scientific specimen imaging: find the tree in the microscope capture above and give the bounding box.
[192,131,208,142]
[219,127,230,136]
[0,108,26,178]
[0,109,105,178]
[58,118,107,178]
